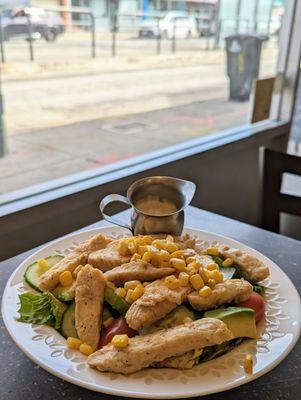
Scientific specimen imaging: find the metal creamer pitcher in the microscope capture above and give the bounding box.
[99,176,196,236]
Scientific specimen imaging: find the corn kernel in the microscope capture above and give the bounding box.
[112,334,129,348]
[118,240,130,256]
[142,251,153,263]
[217,272,224,283]
[115,287,126,298]
[170,258,186,271]
[190,274,204,290]
[187,261,201,271]
[199,268,209,283]
[38,258,48,271]
[222,257,234,267]
[153,250,170,263]
[106,281,116,290]
[103,317,115,329]
[125,289,134,304]
[164,275,180,290]
[79,343,94,356]
[208,269,224,283]
[183,317,193,324]
[204,246,219,256]
[166,234,174,243]
[170,250,185,259]
[207,278,216,289]
[185,266,197,276]
[59,270,73,287]
[244,354,253,374]
[206,263,218,271]
[186,256,196,264]
[138,245,158,255]
[165,242,181,253]
[178,272,189,286]
[67,337,82,350]
[128,242,137,255]
[131,253,141,262]
[152,239,166,250]
[124,280,141,291]
[139,236,153,245]
[199,286,212,297]
[131,284,144,301]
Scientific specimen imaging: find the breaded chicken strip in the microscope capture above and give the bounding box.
[88,318,232,374]
[188,278,253,311]
[218,245,269,283]
[75,265,106,351]
[39,234,111,292]
[126,279,191,330]
[88,240,131,272]
[104,261,175,286]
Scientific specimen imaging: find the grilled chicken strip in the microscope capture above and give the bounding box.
[88,318,232,374]
[88,240,131,272]
[104,261,175,286]
[218,245,269,283]
[87,234,195,273]
[39,234,111,292]
[126,279,191,330]
[75,264,106,351]
[188,278,253,311]
[152,348,202,370]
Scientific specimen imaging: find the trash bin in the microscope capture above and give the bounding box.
[225,34,265,102]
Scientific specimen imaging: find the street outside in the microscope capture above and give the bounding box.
[0,31,279,196]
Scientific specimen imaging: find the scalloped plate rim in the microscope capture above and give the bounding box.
[2,226,301,399]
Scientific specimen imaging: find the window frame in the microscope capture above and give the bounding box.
[0,0,300,258]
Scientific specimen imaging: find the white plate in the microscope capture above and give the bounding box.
[2,226,301,398]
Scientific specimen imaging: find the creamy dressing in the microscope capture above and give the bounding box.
[135,195,178,216]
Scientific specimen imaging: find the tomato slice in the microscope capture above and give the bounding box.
[99,317,137,348]
[237,292,265,323]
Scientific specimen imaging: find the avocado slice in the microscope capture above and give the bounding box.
[140,305,197,334]
[52,284,75,302]
[104,286,130,315]
[204,307,257,339]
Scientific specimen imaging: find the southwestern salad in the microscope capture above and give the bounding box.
[17,233,268,374]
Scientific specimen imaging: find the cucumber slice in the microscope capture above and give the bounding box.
[105,286,130,315]
[52,284,74,302]
[24,255,64,292]
[61,302,78,339]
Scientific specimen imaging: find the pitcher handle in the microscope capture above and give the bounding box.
[99,194,132,232]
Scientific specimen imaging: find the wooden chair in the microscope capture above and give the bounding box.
[260,147,301,233]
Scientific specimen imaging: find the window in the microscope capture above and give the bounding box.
[0,0,296,205]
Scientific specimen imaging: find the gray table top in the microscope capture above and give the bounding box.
[1,206,300,400]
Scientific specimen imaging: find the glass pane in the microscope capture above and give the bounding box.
[0,0,287,200]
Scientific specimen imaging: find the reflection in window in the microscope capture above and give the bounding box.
[0,0,286,200]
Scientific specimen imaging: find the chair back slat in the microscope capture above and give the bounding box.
[260,147,301,233]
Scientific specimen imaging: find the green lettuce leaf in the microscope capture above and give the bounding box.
[17,292,67,330]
